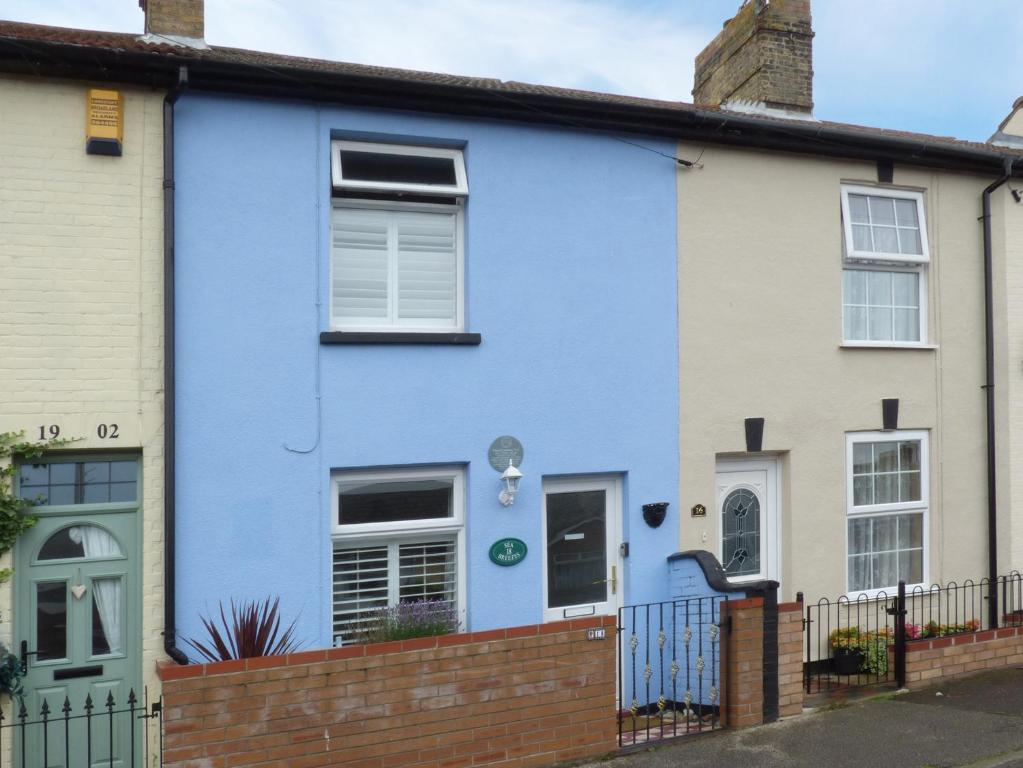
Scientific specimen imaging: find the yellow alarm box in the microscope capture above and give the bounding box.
[86,88,123,156]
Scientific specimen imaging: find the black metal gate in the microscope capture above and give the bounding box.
[1,688,161,767]
[617,595,726,748]
[802,573,1023,699]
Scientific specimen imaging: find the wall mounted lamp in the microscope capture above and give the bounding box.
[499,460,523,507]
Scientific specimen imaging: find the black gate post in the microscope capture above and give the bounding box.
[894,580,907,688]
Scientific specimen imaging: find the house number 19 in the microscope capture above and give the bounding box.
[36,424,120,440]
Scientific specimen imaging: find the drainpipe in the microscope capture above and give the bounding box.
[982,158,1014,631]
[163,66,189,664]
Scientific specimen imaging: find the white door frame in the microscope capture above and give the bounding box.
[541,475,623,622]
[715,457,781,590]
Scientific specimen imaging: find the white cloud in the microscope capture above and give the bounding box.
[204,0,711,102]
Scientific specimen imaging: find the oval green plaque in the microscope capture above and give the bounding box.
[489,538,527,567]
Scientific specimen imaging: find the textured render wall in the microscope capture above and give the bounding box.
[159,617,616,768]
[996,187,1023,573]
[173,94,680,648]
[677,144,992,604]
[0,78,165,693]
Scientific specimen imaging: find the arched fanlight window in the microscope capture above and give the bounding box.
[38,525,123,561]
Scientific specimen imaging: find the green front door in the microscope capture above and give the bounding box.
[15,456,141,767]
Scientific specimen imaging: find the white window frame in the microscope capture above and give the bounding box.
[840,185,930,347]
[330,465,467,640]
[845,430,929,599]
[840,185,929,265]
[331,465,465,537]
[330,140,468,196]
[329,198,465,332]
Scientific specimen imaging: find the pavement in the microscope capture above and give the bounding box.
[581,669,1023,768]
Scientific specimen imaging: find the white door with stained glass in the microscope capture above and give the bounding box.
[16,456,140,767]
[716,458,780,589]
[542,476,623,623]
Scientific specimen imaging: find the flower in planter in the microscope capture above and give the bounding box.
[828,627,862,650]
[358,599,459,644]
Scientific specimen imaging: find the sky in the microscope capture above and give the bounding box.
[4,0,1020,142]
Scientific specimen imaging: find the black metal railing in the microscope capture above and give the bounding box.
[617,596,726,748]
[801,572,1023,697]
[1,688,160,767]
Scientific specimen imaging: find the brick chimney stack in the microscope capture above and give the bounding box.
[139,0,204,43]
[693,0,814,114]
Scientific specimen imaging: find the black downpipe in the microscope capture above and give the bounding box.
[982,158,1014,631]
[163,66,190,665]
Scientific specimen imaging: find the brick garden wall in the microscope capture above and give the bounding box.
[159,616,616,768]
[721,598,764,728]
[776,602,803,718]
[906,625,1023,686]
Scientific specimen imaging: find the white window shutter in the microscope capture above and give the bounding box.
[332,208,390,324]
[398,540,457,603]
[332,544,389,643]
[395,211,458,325]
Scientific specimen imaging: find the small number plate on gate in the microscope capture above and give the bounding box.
[587,628,606,640]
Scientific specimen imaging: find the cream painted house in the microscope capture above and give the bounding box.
[0,71,165,755]
[678,0,1023,606]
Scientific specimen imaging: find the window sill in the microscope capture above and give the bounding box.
[321,331,481,345]
[840,342,937,350]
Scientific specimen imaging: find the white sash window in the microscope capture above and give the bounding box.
[330,142,466,332]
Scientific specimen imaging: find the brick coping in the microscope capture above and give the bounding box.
[158,614,617,681]
[906,624,1023,652]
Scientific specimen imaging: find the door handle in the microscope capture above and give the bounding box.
[592,565,617,595]
[19,640,38,674]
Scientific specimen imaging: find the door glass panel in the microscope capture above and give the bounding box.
[722,488,761,577]
[546,490,606,609]
[92,578,123,655]
[38,525,122,561]
[36,581,68,661]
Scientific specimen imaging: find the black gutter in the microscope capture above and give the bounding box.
[1,37,1022,177]
[982,158,1014,630]
[163,65,189,665]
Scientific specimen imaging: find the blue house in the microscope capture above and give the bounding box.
[171,77,681,649]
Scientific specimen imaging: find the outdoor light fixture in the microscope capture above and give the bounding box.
[499,460,523,507]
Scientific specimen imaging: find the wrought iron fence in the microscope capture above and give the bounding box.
[1,688,160,767]
[617,595,726,748]
[801,571,1023,697]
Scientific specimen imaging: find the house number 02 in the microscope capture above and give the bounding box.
[36,424,120,440]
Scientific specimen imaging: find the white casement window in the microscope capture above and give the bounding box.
[330,141,467,332]
[330,466,466,645]
[840,185,929,345]
[846,431,928,596]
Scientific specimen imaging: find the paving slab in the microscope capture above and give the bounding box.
[581,670,1023,768]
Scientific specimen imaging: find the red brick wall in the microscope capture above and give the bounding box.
[158,616,616,768]
[721,598,764,728]
[906,626,1023,686]
[776,602,803,717]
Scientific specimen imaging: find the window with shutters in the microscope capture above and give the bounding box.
[330,466,465,645]
[840,185,929,346]
[330,141,466,332]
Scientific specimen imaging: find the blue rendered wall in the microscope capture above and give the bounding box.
[173,93,680,650]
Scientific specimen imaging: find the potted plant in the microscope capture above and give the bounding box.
[829,627,864,675]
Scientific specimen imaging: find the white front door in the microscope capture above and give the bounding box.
[542,476,622,622]
[716,458,780,588]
